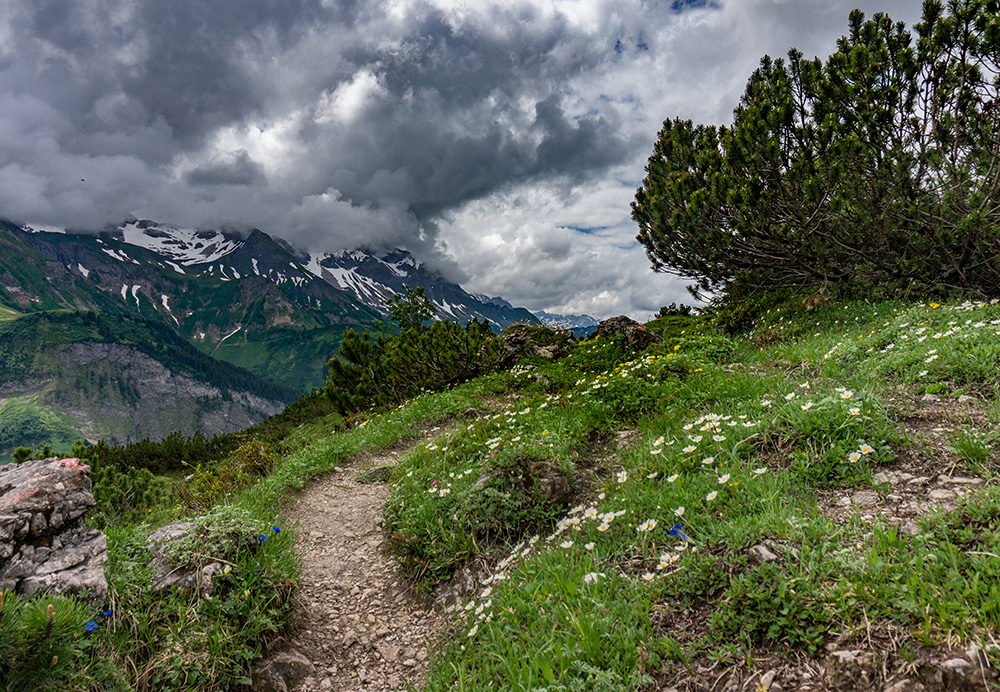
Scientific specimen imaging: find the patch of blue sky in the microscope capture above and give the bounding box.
[613,34,650,57]
[560,225,610,235]
[670,0,720,13]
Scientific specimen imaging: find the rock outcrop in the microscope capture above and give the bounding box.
[145,521,228,596]
[0,457,107,597]
[592,315,663,351]
[497,324,575,368]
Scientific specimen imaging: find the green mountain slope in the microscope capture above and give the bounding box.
[0,310,299,454]
[0,221,383,393]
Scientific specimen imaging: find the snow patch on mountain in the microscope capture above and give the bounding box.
[220,325,242,343]
[24,224,66,234]
[472,294,514,310]
[324,266,388,303]
[302,254,326,279]
[102,247,138,264]
[118,221,243,265]
[534,311,600,330]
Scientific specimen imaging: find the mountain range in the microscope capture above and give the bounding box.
[2,218,544,386]
[0,217,546,454]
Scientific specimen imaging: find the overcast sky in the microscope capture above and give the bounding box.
[1,0,922,319]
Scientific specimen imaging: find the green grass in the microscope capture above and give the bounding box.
[31,373,507,691]
[393,299,1000,690]
[0,396,84,456]
[0,303,20,321]
[11,297,1000,691]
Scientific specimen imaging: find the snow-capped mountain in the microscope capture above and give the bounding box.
[299,248,538,329]
[92,218,537,329]
[3,218,539,391]
[472,297,598,335]
[534,310,600,335]
[113,219,244,266]
[45,218,534,328]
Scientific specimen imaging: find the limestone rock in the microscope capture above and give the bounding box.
[497,325,575,368]
[252,649,316,692]
[0,457,107,597]
[145,521,225,595]
[748,544,780,562]
[592,315,663,351]
[850,491,880,507]
[435,563,481,607]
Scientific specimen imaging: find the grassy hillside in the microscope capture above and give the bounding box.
[0,223,382,394]
[0,311,299,402]
[199,324,354,393]
[8,297,1000,691]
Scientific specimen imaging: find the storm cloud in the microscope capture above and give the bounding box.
[1,0,923,317]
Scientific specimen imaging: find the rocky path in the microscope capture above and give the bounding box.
[281,444,446,692]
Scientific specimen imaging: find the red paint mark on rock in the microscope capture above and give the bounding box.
[57,458,91,472]
[0,486,42,504]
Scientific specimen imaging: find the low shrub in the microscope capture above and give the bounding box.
[327,319,499,415]
[180,439,278,512]
[0,591,95,691]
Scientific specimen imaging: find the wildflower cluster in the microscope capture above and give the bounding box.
[833,300,1000,388]
[83,609,114,634]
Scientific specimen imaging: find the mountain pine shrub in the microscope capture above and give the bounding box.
[633,0,1000,304]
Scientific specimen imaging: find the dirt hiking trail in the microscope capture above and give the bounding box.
[282,438,446,692]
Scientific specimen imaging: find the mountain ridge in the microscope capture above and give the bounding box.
[2,218,540,392]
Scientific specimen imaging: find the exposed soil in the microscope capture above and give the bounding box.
[819,393,993,530]
[279,435,448,692]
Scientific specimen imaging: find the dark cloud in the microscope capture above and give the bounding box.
[185,150,265,186]
[0,0,927,317]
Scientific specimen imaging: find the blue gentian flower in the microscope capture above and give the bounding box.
[258,535,267,541]
[668,523,690,542]
[272,526,281,534]
[85,621,98,632]
[102,609,113,618]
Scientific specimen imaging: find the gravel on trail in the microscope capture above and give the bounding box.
[283,448,446,692]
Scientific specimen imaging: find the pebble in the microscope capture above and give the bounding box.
[940,658,972,670]
[883,679,926,692]
[749,544,780,562]
[850,491,880,507]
